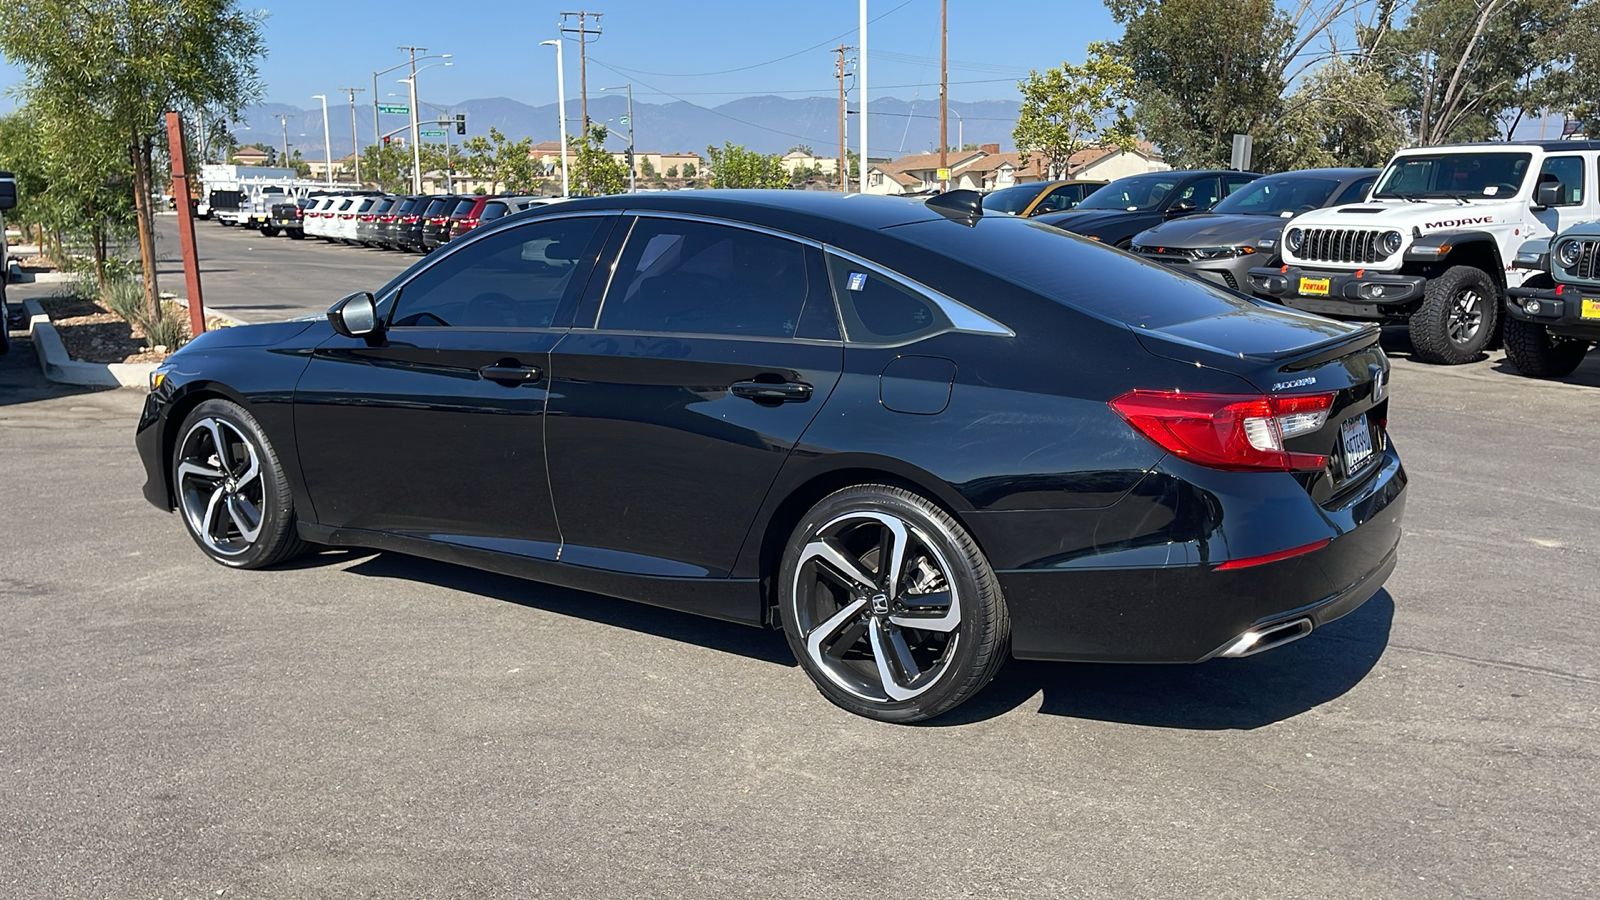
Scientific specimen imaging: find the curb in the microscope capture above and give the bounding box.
[11,270,78,285]
[24,298,156,389]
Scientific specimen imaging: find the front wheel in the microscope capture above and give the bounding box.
[287,229,305,240]
[1410,266,1499,364]
[173,399,309,569]
[1502,316,1590,378]
[779,485,1009,723]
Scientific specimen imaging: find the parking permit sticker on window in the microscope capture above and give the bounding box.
[847,272,868,291]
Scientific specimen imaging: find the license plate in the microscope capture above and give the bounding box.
[1582,298,1600,320]
[1341,413,1374,474]
[1299,276,1331,296]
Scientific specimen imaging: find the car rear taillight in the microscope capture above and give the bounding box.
[295,209,304,218]
[379,215,395,223]
[1109,390,1334,471]
[402,215,419,223]
[461,218,480,229]
[359,215,374,221]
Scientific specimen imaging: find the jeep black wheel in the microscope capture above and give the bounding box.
[1502,316,1590,378]
[1410,266,1499,365]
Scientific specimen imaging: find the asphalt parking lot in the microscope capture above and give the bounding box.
[3,234,1599,896]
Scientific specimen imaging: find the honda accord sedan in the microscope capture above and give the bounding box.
[136,190,1406,723]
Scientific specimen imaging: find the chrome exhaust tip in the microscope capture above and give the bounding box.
[1217,617,1314,658]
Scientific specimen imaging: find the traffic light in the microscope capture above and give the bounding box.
[383,135,391,147]
[455,113,466,136]
[625,149,634,166]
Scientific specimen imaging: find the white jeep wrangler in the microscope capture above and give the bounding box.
[1249,141,1600,364]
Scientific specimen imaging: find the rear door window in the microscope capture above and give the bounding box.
[597,217,816,338]
[824,253,950,344]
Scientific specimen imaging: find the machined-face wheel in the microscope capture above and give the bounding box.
[177,417,265,556]
[779,485,1009,722]
[170,399,308,569]
[793,511,963,703]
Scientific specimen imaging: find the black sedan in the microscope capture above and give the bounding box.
[1037,169,1261,248]
[136,190,1406,723]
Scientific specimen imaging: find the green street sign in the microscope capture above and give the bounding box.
[378,104,409,115]
[420,130,445,137]
[619,116,630,125]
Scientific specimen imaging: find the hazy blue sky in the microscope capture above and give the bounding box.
[0,1,1122,111]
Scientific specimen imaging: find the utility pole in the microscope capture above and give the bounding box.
[274,113,291,166]
[339,87,365,184]
[939,0,948,191]
[834,44,853,192]
[399,45,426,193]
[560,11,603,133]
[859,0,868,194]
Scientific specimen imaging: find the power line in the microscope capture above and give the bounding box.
[620,77,1022,98]
[586,0,921,79]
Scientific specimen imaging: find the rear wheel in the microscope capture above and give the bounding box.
[1410,266,1499,365]
[287,229,305,240]
[173,399,309,569]
[1502,316,1590,378]
[260,226,280,237]
[779,485,1009,723]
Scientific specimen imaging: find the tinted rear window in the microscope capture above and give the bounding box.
[893,216,1267,328]
[452,199,478,216]
[423,199,452,216]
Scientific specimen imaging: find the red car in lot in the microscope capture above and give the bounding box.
[448,196,563,241]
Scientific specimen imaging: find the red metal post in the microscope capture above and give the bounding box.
[165,111,207,338]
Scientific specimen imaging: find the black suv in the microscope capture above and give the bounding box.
[1035,170,1261,248]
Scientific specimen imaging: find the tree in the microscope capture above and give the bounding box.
[1535,0,1600,133]
[287,149,312,179]
[788,143,815,156]
[640,157,657,179]
[666,164,679,178]
[359,142,411,193]
[705,143,787,189]
[1012,42,1140,179]
[569,124,629,195]
[0,0,266,326]
[1107,0,1355,168]
[462,127,536,194]
[1271,57,1407,169]
[1378,0,1576,144]
[682,161,698,179]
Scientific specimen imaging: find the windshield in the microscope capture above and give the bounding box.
[1211,176,1341,216]
[1373,152,1532,199]
[1075,174,1181,212]
[984,184,1047,215]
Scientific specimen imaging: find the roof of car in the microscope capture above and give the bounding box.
[520,189,949,234]
[1397,140,1600,152]
[1259,167,1378,179]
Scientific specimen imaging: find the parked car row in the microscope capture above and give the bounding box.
[255,191,560,254]
[1008,139,1600,376]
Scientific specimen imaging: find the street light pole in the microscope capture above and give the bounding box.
[602,84,634,193]
[313,94,332,187]
[859,0,869,193]
[274,113,290,164]
[375,50,449,167]
[541,40,570,198]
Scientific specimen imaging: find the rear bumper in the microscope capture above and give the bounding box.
[1505,285,1600,338]
[987,445,1407,663]
[1248,265,1425,318]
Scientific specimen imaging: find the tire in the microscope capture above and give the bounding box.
[1410,266,1499,365]
[778,484,1010,723]
[172,399,309,569]
[260,226,280,238]
[287,230,305,240]
[1502,316,1590,378]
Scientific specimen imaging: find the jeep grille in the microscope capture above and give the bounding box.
[1569,239,1599,281]
[1297,228,1388,264]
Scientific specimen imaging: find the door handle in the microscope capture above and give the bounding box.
[478,363,543,386]
[731,380,813,403]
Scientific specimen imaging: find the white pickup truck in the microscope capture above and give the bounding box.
[1249,140,1600,364]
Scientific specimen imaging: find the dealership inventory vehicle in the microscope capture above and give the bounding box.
[1503,223,1600,376]
[1131,169,1378,292]
[1035,170,1261,248]
[983,180,1107,217]
[450,196,561,240]
[376,195,427,249]
[1,169,15,355]
[267,196,308,239]
[421,195,467,251]
[135,190,1406,723]
[356,196,398,247]
[1249,141,1600,364]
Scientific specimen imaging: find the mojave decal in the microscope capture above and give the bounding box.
[1423,215,1494,230]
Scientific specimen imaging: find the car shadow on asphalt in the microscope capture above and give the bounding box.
[336,550,798,667]
[0,333,120,407]
[932,591,1395,729]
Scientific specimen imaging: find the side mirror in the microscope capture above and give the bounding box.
[1534,181,1564,210]
[1165,198,1198,218]
[0,170,17,211]
[328,291,382,341]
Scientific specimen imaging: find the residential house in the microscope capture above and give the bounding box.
[863,149,987,195]
[231,145,270,166]
[954,143,1170,192]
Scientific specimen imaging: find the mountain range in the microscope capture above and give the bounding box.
[233,95,1021,161]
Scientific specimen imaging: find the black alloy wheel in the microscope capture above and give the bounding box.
[1411,266,1499,364]
[779,485,1009,722]
[173,399,308,569]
